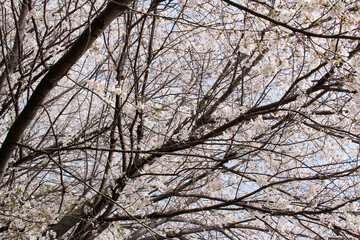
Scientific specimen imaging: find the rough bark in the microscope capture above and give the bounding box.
[48,207,87,238]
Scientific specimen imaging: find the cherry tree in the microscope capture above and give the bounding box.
[1,0,360,239]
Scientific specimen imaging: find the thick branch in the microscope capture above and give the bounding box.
[0,0,30,92]
[0,0,133,182]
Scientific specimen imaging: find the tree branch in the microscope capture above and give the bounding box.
[0,0,133,182]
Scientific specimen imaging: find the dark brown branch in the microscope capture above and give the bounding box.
[0,0,133,182]
[222,0,360,40]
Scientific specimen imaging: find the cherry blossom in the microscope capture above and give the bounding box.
[0,0,360,239]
